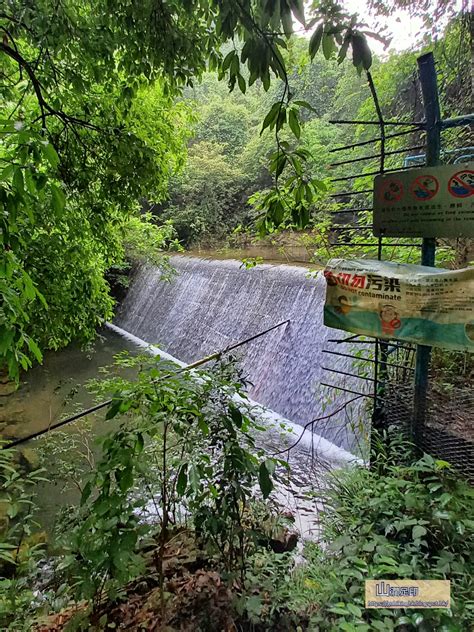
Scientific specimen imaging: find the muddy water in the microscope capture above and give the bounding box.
[0,329,143,533]
[0,329,139,444]
[0,325,357,540]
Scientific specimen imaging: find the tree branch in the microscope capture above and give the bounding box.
[0,41,47,127]
[0,41,102,132]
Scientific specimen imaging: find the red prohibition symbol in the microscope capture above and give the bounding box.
[379,178,403,204]
[410,175,439,201]
[448,170,474,198]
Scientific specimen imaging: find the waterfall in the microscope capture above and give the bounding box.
[114,256,369,452]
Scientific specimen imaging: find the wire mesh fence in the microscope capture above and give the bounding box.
[382,379,474,481]
[321,58,473,482]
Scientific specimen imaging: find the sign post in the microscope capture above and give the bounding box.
[413,52,441,447]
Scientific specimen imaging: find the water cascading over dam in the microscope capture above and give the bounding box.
[115,256,368,452]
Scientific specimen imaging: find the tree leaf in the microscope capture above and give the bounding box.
[352,34,372,70]
[346,603,362,618]
[26,336,42,362]
[412,525,427,539]
[230,405,243,428]
[281,6,293,37]
[264,458,276,475]
[51,184,66,216]
[41,142,60,169]
[293,99,317,113]
[118,466,133,492]
[0,164,15,182]
[274,154,287,179]
[189,465,200,491]
[259,461,273,499]
[289,0,305,25]
[198,416,209,435]
[106,396,123,420]
[222,50,236,72]
[13,168,24,194]
[322,33,336,60]
[309,24,324,59]
[288,109,301,139]
[260,102,280,135]
[81,481,92,505]
[337,33,351,64]
[176,463,188,496]
[22,271,37,300]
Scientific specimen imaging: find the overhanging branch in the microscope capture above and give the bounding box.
[0,41,101,132]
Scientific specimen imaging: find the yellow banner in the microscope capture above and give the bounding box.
[324,258,474,352]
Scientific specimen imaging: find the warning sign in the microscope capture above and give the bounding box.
[448,170,474,198]
[373,162,474,238]
[411,175,439,201]
[379,179,403,203]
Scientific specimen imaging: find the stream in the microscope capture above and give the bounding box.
[0,326,359,541]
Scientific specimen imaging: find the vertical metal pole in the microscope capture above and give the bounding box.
[366,71,388,442]
[413,53,441,446]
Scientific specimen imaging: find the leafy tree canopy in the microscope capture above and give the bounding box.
[0,0,381,377]
[1,0,467,377]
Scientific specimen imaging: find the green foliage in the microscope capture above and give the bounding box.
[0,445,48,631]
[60,425,148,602]
[0,54,190,377]
[294,440,474,631]
[121,214,182,268]
[193,98,254,156]
[430,347,474,393]
[227,436,474,630]
[161,141,251,246]
[59,354,280,603]
[235,548,302,626]
[4,0,325,375]
[1,0,469,376]
[249,175,328,235]
[168,12,469,253]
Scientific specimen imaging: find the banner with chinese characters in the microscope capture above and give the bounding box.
[323,258,474,352]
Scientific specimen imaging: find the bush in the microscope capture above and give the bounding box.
[0,445,48,631]
[58,354,281,608]
[294,438,474,631]
[158,141,251,247]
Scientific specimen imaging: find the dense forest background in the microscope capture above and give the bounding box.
[154,17,471,248]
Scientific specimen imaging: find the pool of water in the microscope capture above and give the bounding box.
[0,329,143,534]
[0,328,140,444]
[187,244,320,267]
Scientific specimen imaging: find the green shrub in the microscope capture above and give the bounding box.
[296,441,474,631]
[58,355,281,607]
[0,445,48,631]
